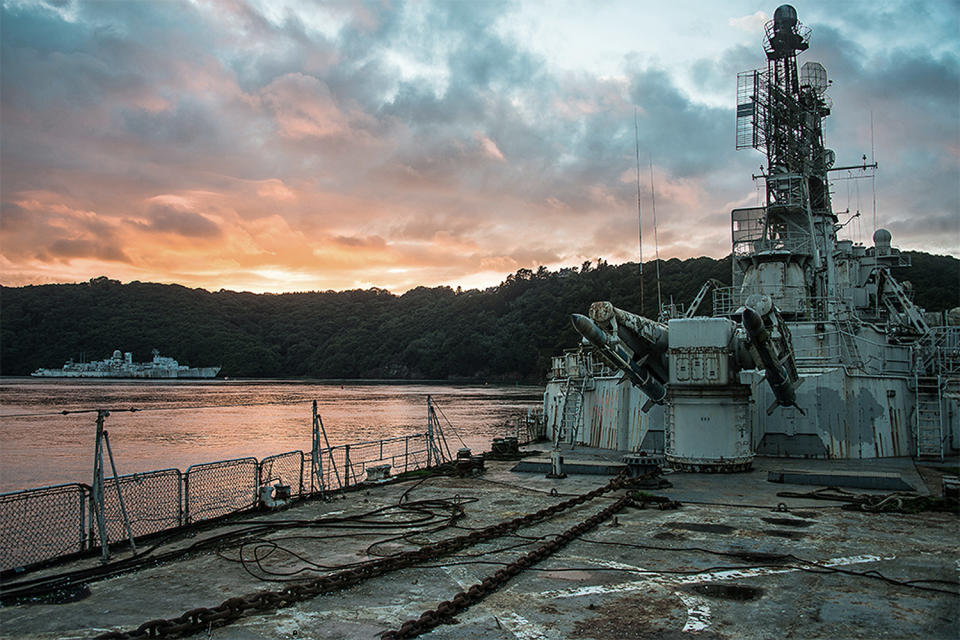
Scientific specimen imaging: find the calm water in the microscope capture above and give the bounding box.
[0,379,544,493]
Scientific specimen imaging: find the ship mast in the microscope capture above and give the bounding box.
[734,4,839,320]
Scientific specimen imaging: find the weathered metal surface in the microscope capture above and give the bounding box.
[380,494,634,640]
[2,453,956,640]
[665,385,753,470]
[768,469,915,491]
[747,367,914,459]
[510,458,626,476]
[89,471,632,639]
[546,4,958,462]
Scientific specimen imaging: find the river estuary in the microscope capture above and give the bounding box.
[0,379,543,493]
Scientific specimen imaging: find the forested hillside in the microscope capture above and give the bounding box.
[2,253,957,380]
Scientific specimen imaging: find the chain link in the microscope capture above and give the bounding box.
[380,494,633,640]
[95,473,631,639]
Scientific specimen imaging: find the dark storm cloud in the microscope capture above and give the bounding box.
[803,21,959,247]
[627,66,734,178]
[45,238,131,263]
[689,44,758,96]
[0,202,30,231]
[133,205,223,239]
[812,0,960,45]
[120,100,222,147]
[0,0,955,292]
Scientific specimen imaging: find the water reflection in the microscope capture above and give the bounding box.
[0,379,543,492]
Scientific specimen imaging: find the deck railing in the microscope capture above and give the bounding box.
[0,395,547,575]
[0,431,440,573]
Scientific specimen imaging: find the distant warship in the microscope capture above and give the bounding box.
[31,349,221,379]
[545,5,958,465]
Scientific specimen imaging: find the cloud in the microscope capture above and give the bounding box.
[0,0,956,294]
[135,204,223,238]
[331,234,387,249]
[261,72,354,139]
[0,202,31,231]
[475,133,505,161]
[728,11,768,33]
[45,238,131,263]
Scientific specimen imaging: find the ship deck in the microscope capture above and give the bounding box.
[1,449,957,640]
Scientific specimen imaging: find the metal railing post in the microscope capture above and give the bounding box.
[311,400,323,498]
[183,471,191,525]
[103,430,137,555]
[92,410,109,563]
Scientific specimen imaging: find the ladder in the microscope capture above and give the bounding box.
[567,376,588,448]
[559,377,586,446]
[914,375,944,460]
[879,272,931,337]
[837,317,862,368]
[684,279,725,318]
[918,329,950,376]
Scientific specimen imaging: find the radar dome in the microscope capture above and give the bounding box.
[774,5,799,31]
[873,228,892,250]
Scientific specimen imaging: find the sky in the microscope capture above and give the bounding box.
[1,0,958,294]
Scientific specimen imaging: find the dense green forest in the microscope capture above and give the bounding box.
[2,252,957,380]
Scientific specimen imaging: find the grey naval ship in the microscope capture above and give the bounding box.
[545,4,958,467]
[1,7,956,640]
[31,349,221,379]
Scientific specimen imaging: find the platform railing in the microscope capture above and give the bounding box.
[0,430,445,573]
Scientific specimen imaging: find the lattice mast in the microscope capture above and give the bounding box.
[735,5,838,319]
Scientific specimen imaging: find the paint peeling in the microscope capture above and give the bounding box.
[674,591,711,632]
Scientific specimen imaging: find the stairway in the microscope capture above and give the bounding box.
[879,273,931,336]
[915,376,944,459]
[837,317,862,369]
[560,377,586,446]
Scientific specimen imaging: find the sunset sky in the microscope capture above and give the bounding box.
[2,0,958,294]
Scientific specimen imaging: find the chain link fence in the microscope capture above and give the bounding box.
[0,483,88,572]
[184,458,258,524]
[101,469,182,543]
[259,451,304,498]
[314,433,432,491]
[1,409,527,571]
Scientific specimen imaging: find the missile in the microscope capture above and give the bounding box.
[572,313,610,349]
[571,314,666,409]
[741,306,802,414]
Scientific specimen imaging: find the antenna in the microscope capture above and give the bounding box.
[635,108,644,314]
[649,153,662,314]
[870,110,878,233]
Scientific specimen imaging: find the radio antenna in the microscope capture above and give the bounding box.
[635,109,645,314]
[649,153,662,315]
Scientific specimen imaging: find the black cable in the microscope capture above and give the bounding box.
[568,537,959,596]
[680,499,841,511]
[0,495,473,600]
[576,536,792,563]
[402,559,959,596]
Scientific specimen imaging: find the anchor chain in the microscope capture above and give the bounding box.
[380,494,633,640]
[96,474,630,639]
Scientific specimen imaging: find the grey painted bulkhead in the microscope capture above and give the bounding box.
[548,369,916,459]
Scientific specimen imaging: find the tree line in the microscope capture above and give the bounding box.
[2,252,956,381]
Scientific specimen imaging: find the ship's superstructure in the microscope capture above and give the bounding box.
[31,349,221,379]
[545,5,958,463]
